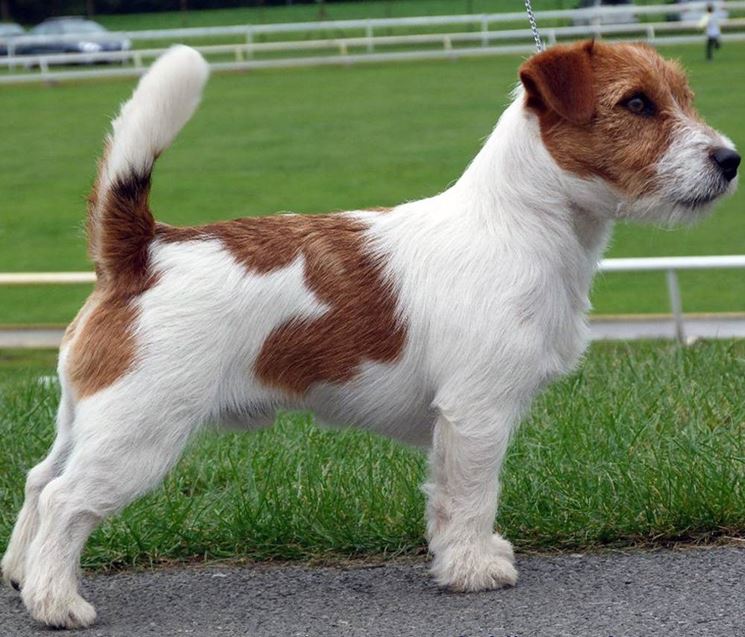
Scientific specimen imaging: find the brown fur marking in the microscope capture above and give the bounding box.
[68,153,158,399]
[156,212,406,394]
[519,40,697,198]
[66,292,141,399]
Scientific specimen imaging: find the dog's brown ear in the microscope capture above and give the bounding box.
[519,41,595,125]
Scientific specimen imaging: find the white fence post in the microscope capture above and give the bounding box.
[665,269,685,343]
[366,21,374,53]
[246,27,254,58]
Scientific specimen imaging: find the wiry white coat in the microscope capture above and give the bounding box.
[2,45,738,628]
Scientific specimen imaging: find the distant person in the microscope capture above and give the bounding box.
[699,4,721,61]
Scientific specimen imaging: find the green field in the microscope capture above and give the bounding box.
[94,1,597,31]
[92,0,727,31]
[1,340,743,568]
[0,43,743,325]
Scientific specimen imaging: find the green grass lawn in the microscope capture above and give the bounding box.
[0,43,743,324]
[1,340,743,568]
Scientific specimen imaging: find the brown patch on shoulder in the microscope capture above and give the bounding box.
[156,210,406,394]
[519,40,698,198]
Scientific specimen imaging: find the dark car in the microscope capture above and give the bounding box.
[0,22,24,55]
[15,17,131,62]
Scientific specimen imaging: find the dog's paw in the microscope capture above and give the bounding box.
[22,585,97,629]
[491,533,515,562]
[431,539,518,592]
[1,552,24,592]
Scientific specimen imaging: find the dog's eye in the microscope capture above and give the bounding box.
[622,93,656,116]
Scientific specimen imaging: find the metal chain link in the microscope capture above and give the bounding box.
[524,0,544,52]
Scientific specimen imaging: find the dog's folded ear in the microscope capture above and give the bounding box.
[519,40,595,125]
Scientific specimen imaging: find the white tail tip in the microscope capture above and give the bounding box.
[104,45,210,187]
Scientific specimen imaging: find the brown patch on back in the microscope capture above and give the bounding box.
[156,211,406,394]
[519,40,698,198]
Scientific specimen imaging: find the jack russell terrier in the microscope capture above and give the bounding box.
[2,41,739,628]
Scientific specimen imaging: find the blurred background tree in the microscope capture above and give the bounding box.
[0,0,384,24]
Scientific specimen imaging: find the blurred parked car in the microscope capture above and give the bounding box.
[572,0,638,26]
[15,17,131,62]
[673,0,728,23]
[0,23,24,55]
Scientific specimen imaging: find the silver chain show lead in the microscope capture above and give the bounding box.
[524,0,544,52]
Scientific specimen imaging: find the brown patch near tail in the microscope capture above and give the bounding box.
[519,40,697,198]
[157,210,406,394]
[88,171,156,289]
[66,150,159,399]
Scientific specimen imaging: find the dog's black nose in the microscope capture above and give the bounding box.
[710,147,741,182]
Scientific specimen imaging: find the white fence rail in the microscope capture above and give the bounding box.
[3,1,744,49]
[2,1,745,84]
[1,255,744,343]
[599,255,745,341]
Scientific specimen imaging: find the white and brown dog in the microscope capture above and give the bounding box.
[2,41,739,628]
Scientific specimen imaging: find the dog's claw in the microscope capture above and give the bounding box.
[10,579,21,592]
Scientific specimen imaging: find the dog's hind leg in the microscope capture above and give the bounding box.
[424,406,519,592]
[2,369,76,592]
[20,384,201,629]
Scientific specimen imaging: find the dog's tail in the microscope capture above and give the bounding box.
[87,45,209,286]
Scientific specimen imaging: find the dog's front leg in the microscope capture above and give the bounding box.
[424,408,518,592]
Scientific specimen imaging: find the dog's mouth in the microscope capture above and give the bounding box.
[675,193,719,209]
[674,180,735,209]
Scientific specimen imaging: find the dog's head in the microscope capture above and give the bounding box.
[519,40,739,223]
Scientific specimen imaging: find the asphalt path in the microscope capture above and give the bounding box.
[1,546,744,636]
